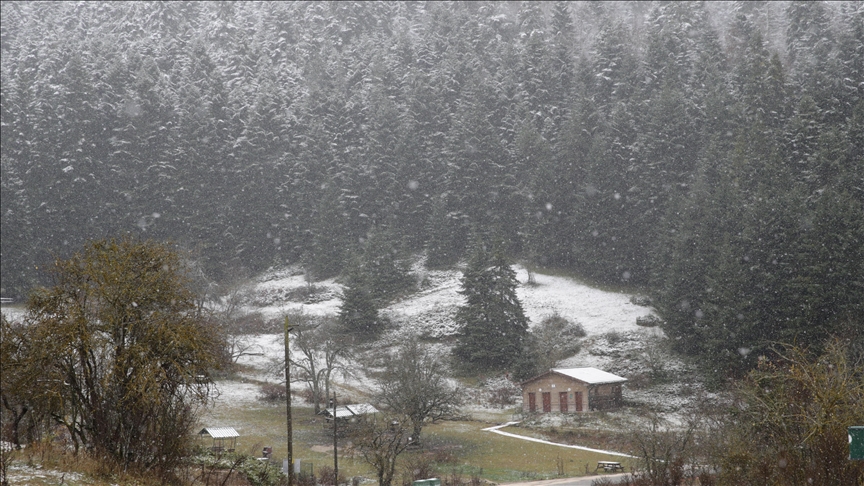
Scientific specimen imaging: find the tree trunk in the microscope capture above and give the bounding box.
[410,422,422,446]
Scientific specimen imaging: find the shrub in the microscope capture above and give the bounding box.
[636,315,661,327]
[605,331,623,344]
[525,312,587,373]
[488,386,520,408]
[298,387,320,404]
[317,465,346,486]
[629,295,652,307]
[257,383,287,402]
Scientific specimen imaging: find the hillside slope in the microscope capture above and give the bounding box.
[215,263,711,426]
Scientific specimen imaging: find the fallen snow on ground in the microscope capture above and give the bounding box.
[513,267,655,334]
[211,380,264,410]
[5,464,84,484]
[241,266,345,319]
[1,306,26,323]
[239,264,658,340]
[214,261,711,429]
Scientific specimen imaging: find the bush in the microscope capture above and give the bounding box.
[317,465,346,486]
[257,383,287,402]
[488,386,520,408]
[298,387,320,404]
[629,295,652,307]
[636,315,662,327]
[605,331,623,344]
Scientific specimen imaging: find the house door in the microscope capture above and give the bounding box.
[559,392,569,412]
[575,391,583,412]
[528,393,536,412]
[542,392,552,412]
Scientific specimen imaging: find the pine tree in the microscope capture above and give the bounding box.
[362,228,414,304]
[424,194,467,269]
[452,241,529,372]
[337,256,381,340]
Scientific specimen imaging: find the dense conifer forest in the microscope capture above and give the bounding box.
[2,1,862,375]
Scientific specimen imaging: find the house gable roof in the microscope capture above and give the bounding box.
[520,367,627,386]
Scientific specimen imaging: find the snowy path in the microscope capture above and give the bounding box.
[482,422,637,458]
[502,474,631,486]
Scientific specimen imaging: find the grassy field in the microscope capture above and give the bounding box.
[199,400,375,478]
[198,390,636,484]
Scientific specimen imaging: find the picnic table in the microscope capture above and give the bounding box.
[595,461,625,472]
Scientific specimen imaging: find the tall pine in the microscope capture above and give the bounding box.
[452,241,529,372]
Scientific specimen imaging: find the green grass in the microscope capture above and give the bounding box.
[419,421,637,482]
[199,387,637,484]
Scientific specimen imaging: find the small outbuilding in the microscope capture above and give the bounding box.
[520,367,627,413]
[199,427,239,452]
[320,403,379,424]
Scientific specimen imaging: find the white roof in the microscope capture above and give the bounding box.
[346,403,378,415]
[324,403,379,419]
[553,367,627,385]
[199,427,240,438]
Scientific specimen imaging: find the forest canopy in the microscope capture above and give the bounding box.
[1,1,862,375]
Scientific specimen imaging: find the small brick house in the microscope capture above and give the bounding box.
[520,367,627,413]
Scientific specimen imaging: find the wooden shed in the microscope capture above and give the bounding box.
[520,368,627,413]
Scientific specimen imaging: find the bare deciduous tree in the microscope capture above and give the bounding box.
[629,414,698,486]
[270,311,353,414]
[375,338,460,446]
[349,413,411,486]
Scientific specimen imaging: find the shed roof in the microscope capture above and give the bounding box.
[199,427,240,439]
[322,403,379,419]
[346,403,378,415]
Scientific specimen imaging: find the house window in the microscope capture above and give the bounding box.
[528,392,536,412]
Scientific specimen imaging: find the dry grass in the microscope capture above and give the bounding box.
[3,442,170,485]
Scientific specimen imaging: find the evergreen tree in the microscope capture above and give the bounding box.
[337,256,381,340]
[362,228,414,304]
[452,241,529,372]
[424,194,468,269]
[303,186,352,281]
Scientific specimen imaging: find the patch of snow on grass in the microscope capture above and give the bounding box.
[512,266,656,335]
[1,306,26,323]
[6,464,84,484]
[241,269,344,319]
[211,381,263,410]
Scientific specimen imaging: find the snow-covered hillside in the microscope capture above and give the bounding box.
[239,263,658,338]
[211,262,713,427]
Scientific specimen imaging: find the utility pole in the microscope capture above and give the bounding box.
[284,316,294,486]
[330,393,338,484]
